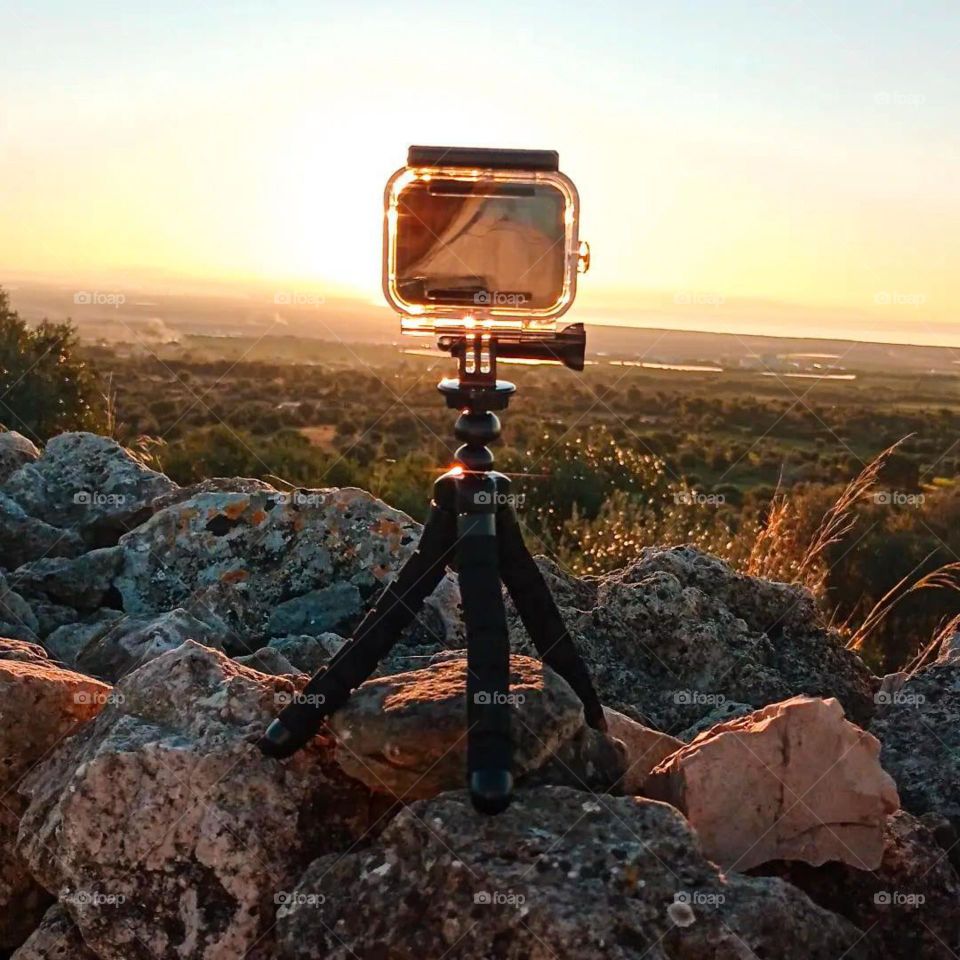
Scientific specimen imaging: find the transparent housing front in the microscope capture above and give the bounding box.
[383,165,581,336]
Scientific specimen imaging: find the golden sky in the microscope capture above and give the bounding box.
[2,1,957,344]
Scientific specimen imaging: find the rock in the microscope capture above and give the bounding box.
[0,572,40,643]
[677,700,754,741]
[0,430,40,483]
[0,636,49,664]
[0,658,111,950]
[277,786,872,960]
[110,486,433,646]
[267,632,344,674]
[327,654,622,801]
[265,582,363,637]
[542,546,877,732]
[73,608,225,681]
[17,641,387,960]
[0,492,84,570]
[871,661,960,835]
[3,432,177,545]
[10,905,98,960]
[235,646,299,676]
[42,609,125,665]
[756,810,960,960]
[602,706,683,794]
[646,696,899,871]
[10,548,123,612]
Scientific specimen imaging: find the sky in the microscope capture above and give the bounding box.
[1,0,958,345]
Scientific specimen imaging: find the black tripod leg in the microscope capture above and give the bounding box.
[259,502,457,757]
[458,476,513,814]
[497,505,608,732]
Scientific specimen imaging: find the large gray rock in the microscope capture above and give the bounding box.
[17,641,386,960]
[110,486,436,646]
[532,546,877,733]
[0,430,40,483]
[10,548,123,613]
[277,786,872,960]
[266,632,344,674]
[328,654,625,800]
[3,432,177,545]
[0,657,110,950]
[0,492,84,570]
[871,660,960,834]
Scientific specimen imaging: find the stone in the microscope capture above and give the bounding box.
[10,548,123,612]
[871,660,960,835]
[0,572,40,644]
[327,654,622,801]
[276,786,872,960]
[266,632,344,674]
[0,430,40,484]
[10,905,98,960]
[73,607,225,681]
[756,810,960,960]
[109,487,427,646]
[3,432,177,545]
[265,582,363,637]
[677,700,755,740]
[42,609,125,665]
[0,658,111,949]
[0,636,49,664]
[537,546,878,733]
[17,641,386,960]
[602,706,683,794]
[235,646,299,676]
[0,492,84,570]
[646,695,900,871]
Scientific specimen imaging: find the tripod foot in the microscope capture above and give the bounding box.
[469,768,514,815]
[257,718,312,759]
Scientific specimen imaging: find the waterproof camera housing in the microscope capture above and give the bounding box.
[383,146,587,337]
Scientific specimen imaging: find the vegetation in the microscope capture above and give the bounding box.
[4,286,958,674]
[0,289,106,440]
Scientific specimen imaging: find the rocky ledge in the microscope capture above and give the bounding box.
[0,431,957,959]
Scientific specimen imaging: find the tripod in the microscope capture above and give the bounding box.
[259,333,606,814]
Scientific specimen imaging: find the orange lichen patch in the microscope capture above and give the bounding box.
[220,569,249,584]
[178,506,198,533]
[371,518,402,539]
[249,509,268,526]
[221,500,250,521]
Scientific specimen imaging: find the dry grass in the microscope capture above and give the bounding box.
[903,613,960,677]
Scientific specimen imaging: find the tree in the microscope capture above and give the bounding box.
[0,286,105,440]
